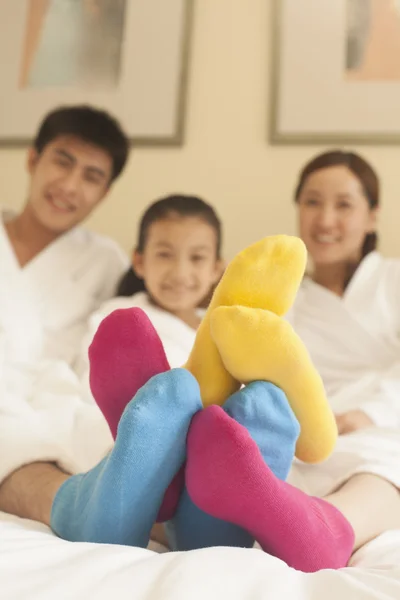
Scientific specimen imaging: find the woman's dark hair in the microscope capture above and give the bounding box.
[294,150,379,257]
[116,194,222,297]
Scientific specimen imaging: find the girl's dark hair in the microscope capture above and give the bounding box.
[116,194,222,297]
[294,150,379,258]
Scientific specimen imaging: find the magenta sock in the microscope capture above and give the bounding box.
[186,406,355,572]
[89,308,171,438]
[89,307,183,521]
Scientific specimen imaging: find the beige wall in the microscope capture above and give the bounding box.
[1,0,400,260]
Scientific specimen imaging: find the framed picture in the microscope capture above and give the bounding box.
[0,0,193,146]
[270,0,400,144]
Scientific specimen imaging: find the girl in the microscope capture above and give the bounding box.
[78,194,224,378]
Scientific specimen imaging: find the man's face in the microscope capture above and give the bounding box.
[26,134,113,233]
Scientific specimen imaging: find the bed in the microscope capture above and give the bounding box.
[2,511,400,600]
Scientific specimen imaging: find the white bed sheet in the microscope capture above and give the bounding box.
[2,512,400,600]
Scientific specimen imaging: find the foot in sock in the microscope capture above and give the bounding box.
[211,305,337,463]
[184,236,307,408]
[51,369,202,548]
[186,406,355,572]
[166,382,299,550]
[224,381,299,481]
[89,307,182,522]
[89,308,170,439]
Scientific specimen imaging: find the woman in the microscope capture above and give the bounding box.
[288,149,400,554]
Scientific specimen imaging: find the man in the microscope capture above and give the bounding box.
[1,104,130,370]
[0,105,179,550]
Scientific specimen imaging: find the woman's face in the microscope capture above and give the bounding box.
[297,165,377,266]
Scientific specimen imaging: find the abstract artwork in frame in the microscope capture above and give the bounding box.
[0,0,193,146]
[270,0,400,144]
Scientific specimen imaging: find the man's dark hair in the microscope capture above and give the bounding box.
[33,105,130,182]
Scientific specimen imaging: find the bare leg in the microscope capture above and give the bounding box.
[0,462,68,526]
[325,473,400,551]
[151,522,170,548]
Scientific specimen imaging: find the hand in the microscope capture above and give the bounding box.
[335,410,374,435]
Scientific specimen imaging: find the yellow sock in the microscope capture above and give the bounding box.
[210,305,337,463]
[184,235,307,407]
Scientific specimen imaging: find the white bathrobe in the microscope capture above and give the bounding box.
[0,209,128,484]
[287,252,400,496]
[0,209,129,370]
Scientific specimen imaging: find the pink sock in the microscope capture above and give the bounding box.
[186,406,355,572]
[89,308,170,438]
[89,307,183,521]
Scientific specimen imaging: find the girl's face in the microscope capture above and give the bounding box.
[297,165,378,266]
[133,215,223,315]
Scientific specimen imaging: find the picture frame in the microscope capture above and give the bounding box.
[270,0,400,144]
[0,0,193,147]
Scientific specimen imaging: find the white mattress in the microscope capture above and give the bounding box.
[2,512,400,600]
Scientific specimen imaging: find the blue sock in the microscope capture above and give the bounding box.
[166,382,299,551]
[165,489,252,550]
[51,369,202,548]
[224,381,300,480]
